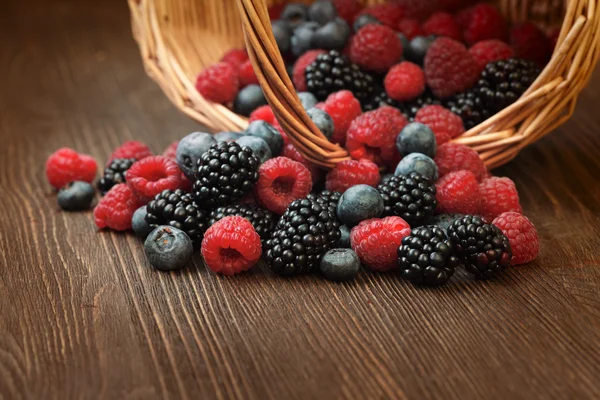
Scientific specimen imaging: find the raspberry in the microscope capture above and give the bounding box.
[350,216,412,272]
[434,142,487,181]
[438,0,474,12]
[195,62,239,104]
[162,140,179,160]
[397,19,423,40]
[268,3,285,20]
[469,39,515,73]
[510,22,551,67]
[220,48,249,71]
[239,59,258,87]
[350,25,403,73]
[422,12,462,41]
[355,3,405,28]
[248,104,276,125]
[126,156,183,203]
[332,0,363,25]
[455,7,474,28]
[435,170,481,214]
[281,143,323,184]
[479,176,522,221]
[255,157,313,214]
[415,105,464,145]
[93,184,142,231]
[326,159,380,193]
[201,216,262,276]
[378,105,410,134]
[384,61,426,102]
[108,141,152,164]
[492,212,539,265]
[462,4,508,45]
[45,148,97,189]
[321,90,362,145]
[424,37,479,98]
[293,49,326,92]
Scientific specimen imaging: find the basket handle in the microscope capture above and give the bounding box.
[235,0,350,168]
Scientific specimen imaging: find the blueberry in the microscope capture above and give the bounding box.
[144,226,193,271]
[353,14,381,32]
[338,225,351,248]
[236,135,272,164]
[132,206,153,239]
[214,131,244,142]
[320,248,361,281]
[234,84,268,117]
[337,184,384,226]
[57,181,95,211]
[308,0,337,25]
[272,20,291,53]
[281,3,309,30]
[245,120,284,156]
[394,153,439,181]
[396,122,437,157]
[291,21,320,57]
[176,132,217,180]
[306,107,334,139]
[297,91,318,109]
[406,36,435,65]
[311,18,350,51]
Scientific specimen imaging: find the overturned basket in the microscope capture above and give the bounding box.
[129,0,600,169]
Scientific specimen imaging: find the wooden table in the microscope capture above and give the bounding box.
[1,1,599,399]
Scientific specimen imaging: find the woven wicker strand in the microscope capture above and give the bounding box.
[129,0,600,169]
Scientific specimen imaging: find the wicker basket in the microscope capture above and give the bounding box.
[129,0,600,169]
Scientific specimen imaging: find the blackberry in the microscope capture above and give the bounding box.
[376,172,437,226]
[145,189,209,245]
[305,50,377,103]
[192,141,259,208]
[398,226,461,286]
[443,90,491,130]
[97,158,136,195]
[264,197,341,275]
[362,89,399,112]
[398,90,441,121]
[307,190,342,213]
[208,204,277,242]
[448,215,512,279]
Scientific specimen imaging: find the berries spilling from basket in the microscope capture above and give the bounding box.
[194,0,555,131]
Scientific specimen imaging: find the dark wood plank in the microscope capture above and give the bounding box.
[1,1,599,399]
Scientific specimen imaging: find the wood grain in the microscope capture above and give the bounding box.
[1,1,599,399]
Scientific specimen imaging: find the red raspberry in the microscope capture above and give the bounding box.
[45,148,97,189]
[248,104,276,125]
[293,49,326,91]
[326,159,380,193]
[332,0,363,25]
[355,3,405,28]
[350,25,403,73]
[255,157,313,214]
[201,216,262,276]
[434,142,487,181]
[350,216,412,272]
[462,4,508,45]
[93,184,142,231]
[492,212,539,265]
[384,61,426,102]
[239,59,258,87]
[438,0,475,12]
[397,19,423,39]
[126,156,183,203]
[469,39,515,74]
[281,143,323,185]
[108,140,152,164]
[422,12,462,41]
[424,37,479,98]
[220,49,249,71]
[321,90,362,145]
[510,22,551,67]
[415,105,464,145]
[378,105,410,133]
[268,3,285,20]
[435,170,481,214]
[162,140,179,160]
[454,6,474,28]
[479,176,522,221]
[195,62,239,104]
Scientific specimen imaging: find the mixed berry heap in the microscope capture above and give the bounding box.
[44,0,544,284]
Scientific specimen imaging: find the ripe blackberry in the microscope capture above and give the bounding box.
[398,226,461,286]
[307,190,342,213]
[97,158,136,195]
[145,189,209,245]
[362,89,399,112]
[192,141,259,208]
[305,50,377,103]
[264,197,341,275]
[376,172,437,226]
[208,204,277,242]
[448,215,512,278]
[443,90,491,130]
